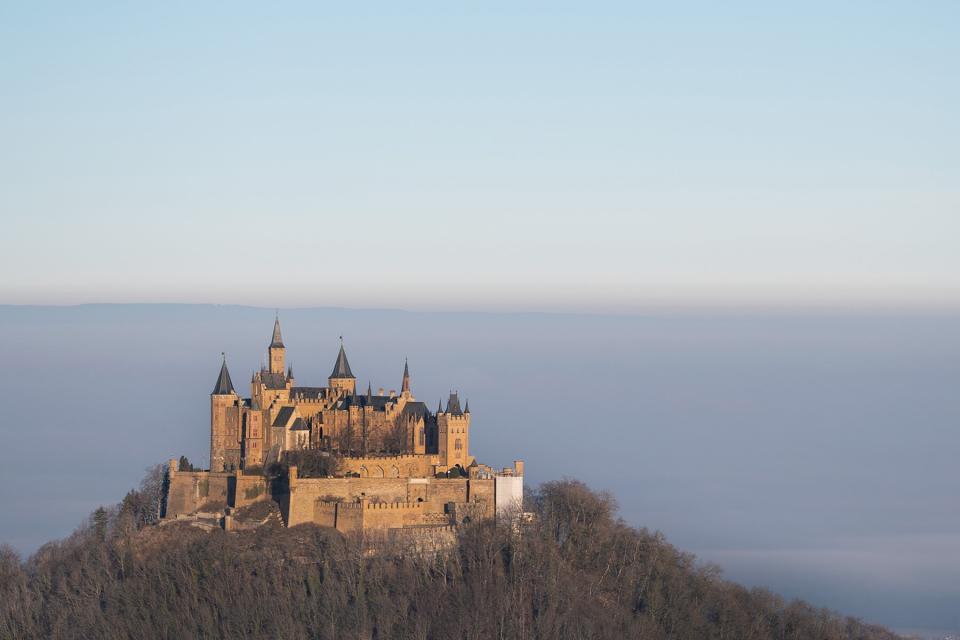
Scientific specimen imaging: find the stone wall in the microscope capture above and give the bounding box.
[234,473,270,508]
[285,466,497,528]
[338,454,438,479]
[300,500,440,533]
[165,469,233,518]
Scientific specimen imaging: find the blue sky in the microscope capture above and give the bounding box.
[2,2,958,311]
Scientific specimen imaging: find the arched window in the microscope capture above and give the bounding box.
[418,428,425,446]
[455,438,462,451]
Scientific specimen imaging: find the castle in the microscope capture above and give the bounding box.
[164,316,524,535]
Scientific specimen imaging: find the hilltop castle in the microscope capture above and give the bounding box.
[210,316,473,476]
[164,316,523,535]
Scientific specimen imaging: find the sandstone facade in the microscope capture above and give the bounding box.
[168,316,524,535]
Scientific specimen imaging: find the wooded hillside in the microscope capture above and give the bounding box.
[0,474,900,640]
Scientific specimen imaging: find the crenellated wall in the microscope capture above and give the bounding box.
[164,457,523,534]
[285,465,499,528]
[302,499,444,533]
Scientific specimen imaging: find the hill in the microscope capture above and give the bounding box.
[0,475,901,640]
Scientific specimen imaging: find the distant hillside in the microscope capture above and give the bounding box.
[0,473,900,640]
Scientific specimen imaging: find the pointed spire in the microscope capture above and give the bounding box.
[330,340,355,378]
[212,353,235,395]
[270,314,284,348]
[287,364,293,379]
[437,399,444,414]
[464,399,470,413]
[401,358,411,394]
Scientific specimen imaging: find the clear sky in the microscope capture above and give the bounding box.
[2,2,958,311]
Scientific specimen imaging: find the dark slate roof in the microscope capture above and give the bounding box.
[272,406,296,428]
[270,316,284,348]
[291,386,327,400]
[330,344,355,378]
[290,417,309,431]
[212,360,235,395]
[402,401,429,420]
[338,394,392,411]
[445,392,463,416]
[260,371,287,390]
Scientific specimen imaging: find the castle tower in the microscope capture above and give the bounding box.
[328,340,356,394]
[437,392,472,470]
[210,355,240,472]
[268,315,285,375]
[401,358,411,396]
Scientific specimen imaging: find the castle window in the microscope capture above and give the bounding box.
[455,438,462,451]
[418,428,425,446]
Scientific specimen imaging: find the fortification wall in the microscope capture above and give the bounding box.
[165,470,233,518]
[339,454,438,479]
[285,468,495,528]
[469,479,496,519]
[305,501,436,533]
[286,476,408,526]
[360,501,428,530]
[234,474,270,508]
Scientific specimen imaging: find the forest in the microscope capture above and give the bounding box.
[0,469,902,640]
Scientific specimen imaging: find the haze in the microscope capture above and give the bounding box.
[1,305,958,632]
[2,1,959,635]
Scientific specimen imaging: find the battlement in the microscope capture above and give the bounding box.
[366,500,422,510]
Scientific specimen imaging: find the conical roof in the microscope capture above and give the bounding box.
[212,358,236,395]
[330,343,355,378]
[270,316,284,348]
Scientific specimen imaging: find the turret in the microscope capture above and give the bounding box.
[210,355,240,472]
[437,391,472,469]
[268,315,285,375]
[328,339,356,394]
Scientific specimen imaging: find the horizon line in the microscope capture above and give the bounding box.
[3,299,960,317]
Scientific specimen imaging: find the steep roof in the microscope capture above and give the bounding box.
[445,392,463,416]
[290,417,309,431]
[258,371,287,390]
[330,344,355,379]
[211,360,235,395]
[402,401,429,420]
[272,406,297,428]
[291,386,327,400]
[270,316,284,348]
[337,394,392,411]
